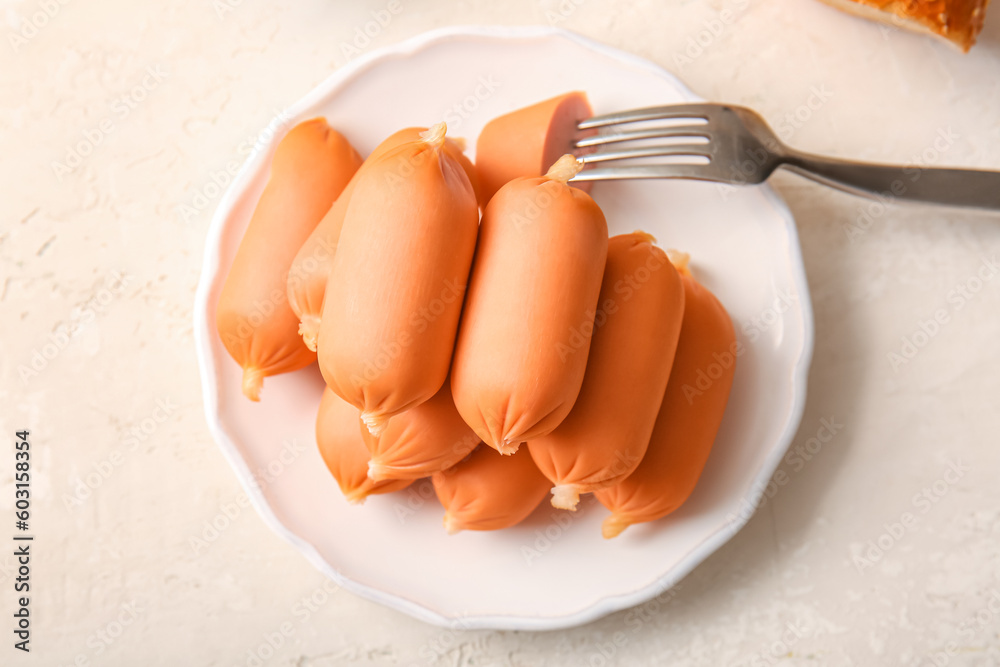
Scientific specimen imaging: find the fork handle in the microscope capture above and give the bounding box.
[779,152,1000,210]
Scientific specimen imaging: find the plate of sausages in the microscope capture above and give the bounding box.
[194,25,814,630]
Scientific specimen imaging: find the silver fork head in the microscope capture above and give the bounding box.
[571,103,787,185]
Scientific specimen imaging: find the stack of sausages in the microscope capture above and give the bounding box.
[215,93,736,539]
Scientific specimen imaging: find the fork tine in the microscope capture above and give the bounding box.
[570,164,719,182]
[578,145,712,164]
[578,104,714,130]
[576,126,710,148]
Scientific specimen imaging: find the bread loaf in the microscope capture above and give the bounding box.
[817,0,989,51]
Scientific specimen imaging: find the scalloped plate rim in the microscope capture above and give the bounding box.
[192,24,815,631]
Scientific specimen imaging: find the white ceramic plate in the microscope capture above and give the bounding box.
[194,25,814,631]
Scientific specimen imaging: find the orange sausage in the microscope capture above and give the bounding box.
[527,233,685,510]
[595,255,737,538]
[432,445,550,533]
[217,118,362,400]
[317,123,479,436]
[475,91,594,203]
[287,130,482,351]
[315,387,411,504]
[451,155,608,455]
[363,378,479,482]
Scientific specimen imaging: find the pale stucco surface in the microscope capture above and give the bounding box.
[2,0,1000,665]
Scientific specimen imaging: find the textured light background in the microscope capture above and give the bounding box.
[2,0,1000,665]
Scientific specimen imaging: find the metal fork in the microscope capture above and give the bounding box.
[569,103,1000,210]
